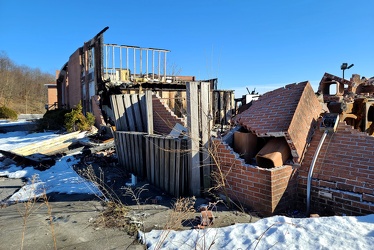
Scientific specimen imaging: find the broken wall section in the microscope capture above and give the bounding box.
[214,81,321,215]
[233,81,322,166]
[287,82,322,163]
[212,139,297,216]
[152,94,186,135]
[298,121,374,215]
[67,49,82,109]
[215,82,322,215]
[318,72,374,135]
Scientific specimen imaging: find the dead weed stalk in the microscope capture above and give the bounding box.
[206,141,251,219]
[154,196,196,250]
[78,163,122,204]
[121,184,149,210]
[17,174,57,250]
[78,164,149,237]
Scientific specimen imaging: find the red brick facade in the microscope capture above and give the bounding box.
[287,82,322,163]
[215,82,322,215]
[213,139,297,216]
[298,121,374,215]
[46,84,57,107]
[152,94,185,135]
[67,49,82,109]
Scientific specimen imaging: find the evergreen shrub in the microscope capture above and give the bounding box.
[0,106,18,120]
[64,103,95,132]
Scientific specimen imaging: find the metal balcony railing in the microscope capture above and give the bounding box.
[103,44,170,84]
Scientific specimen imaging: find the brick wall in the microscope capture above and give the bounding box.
[298,121,374,215]
[235,82,321,163]
[213,139,298,216]
[57,67,68,108]
[67,49,82,108]
[287,82,321,163]
[235,83,299,135]
[91,95,105,128]
[47,85,57,105]
[152,94,185,135]
[318,72,353,92]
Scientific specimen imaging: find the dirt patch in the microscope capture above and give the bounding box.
[72,155,261,233]
[0,152,261,249]
[0,199,143,250]
[0,182,258,250]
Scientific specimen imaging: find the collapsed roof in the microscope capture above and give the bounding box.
[234,81,322,164]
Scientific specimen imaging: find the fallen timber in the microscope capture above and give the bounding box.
[10,131,85,156]
[0,131,114,170]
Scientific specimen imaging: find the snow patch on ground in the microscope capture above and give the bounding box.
[141,214,374,250]
[1,131,373,249]
[0,131,101,201]
[0,131,59,152]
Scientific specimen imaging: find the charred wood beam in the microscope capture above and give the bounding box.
[81,139,115,155]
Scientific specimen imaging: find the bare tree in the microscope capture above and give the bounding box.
[0,51,54,113]
[167,62,182,78]
[0,52,16,106]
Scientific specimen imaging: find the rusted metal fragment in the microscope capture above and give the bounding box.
[256,137,291,168]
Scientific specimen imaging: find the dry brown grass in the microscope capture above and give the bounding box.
[78,164,150,236]
[153,196,196,249]
[165,196,196,230]
[16,174,57,250]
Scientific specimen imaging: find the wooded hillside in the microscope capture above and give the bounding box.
[0,52,55,114]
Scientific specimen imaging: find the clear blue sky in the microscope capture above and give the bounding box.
[1,0,373,96]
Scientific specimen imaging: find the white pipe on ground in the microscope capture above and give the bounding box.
[306,130,328,215]
[131,174,137,186]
